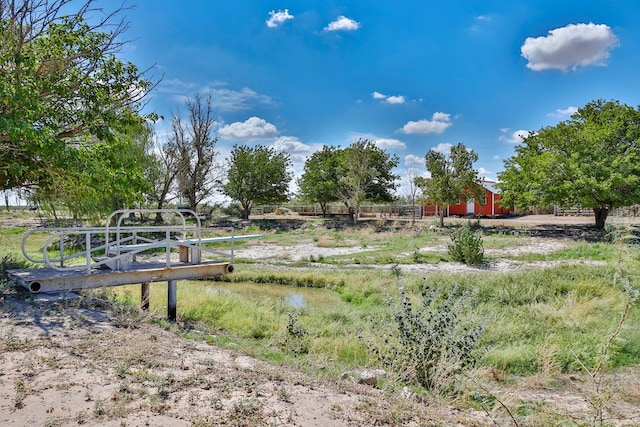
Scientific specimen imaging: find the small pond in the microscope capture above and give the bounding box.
[203,281,343,309]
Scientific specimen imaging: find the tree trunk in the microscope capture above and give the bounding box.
[155,200,164,224]
[439,206,445,227]
[348,205,356,224]
[242,201,251,220]
[593,206,609,229]
[320,202,328,217]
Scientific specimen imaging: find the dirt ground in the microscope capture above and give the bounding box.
[2,214,640,426]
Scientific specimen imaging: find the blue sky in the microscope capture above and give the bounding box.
[121,0,640,197]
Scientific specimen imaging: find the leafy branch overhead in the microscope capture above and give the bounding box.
[0,0,156,215]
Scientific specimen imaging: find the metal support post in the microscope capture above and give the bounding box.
[168,279,177,321]
[141,282,150,311]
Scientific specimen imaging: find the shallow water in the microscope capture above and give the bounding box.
[203,281,343,309]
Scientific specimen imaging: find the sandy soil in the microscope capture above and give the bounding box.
[0,295,495,426]
[3,294,639,427]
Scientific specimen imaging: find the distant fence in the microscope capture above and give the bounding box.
[554,206,593,216]
[252,204,425,218]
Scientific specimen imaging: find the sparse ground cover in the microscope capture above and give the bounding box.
[1,209,640,425]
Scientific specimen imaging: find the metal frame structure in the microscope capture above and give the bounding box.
[8,209,263,320]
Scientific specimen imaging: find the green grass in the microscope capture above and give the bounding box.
[2,215,639,384]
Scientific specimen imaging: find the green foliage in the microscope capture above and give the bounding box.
[0,1,154,194]
[297,146,342,215]
[31,122,155,218]
[223,145,292,219]
[448,224,484,265]
[298,139,399,222]
[338,139,399,222]
[375,284,484,393]
[416,143,482,226]
[0,254,32,292]
[498,99,640,229]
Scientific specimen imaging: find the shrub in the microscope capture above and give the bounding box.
[374,284,484,394]
[448,224,484,265]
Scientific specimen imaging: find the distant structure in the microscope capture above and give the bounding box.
[424,180,512,218]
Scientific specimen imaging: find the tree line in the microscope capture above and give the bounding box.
[2,1,640,229]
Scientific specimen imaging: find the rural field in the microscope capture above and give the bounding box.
[1,209,640,426]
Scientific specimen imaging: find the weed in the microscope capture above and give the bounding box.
[571,266,639,426]
[13,377,27,409]
[448,224,484,265]
[93,399,105,417]
[374,283,484,394]
[229,398,264,423]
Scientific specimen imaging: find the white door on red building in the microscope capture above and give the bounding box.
[466,198,475,214]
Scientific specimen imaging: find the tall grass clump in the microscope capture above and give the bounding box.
[372,282,484,394]
[448,223,484,265]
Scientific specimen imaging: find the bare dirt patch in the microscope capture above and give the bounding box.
[0,295,490,426]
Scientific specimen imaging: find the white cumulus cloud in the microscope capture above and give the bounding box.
[272,136,312,154]
[266,9,294,28]
[385,95,405,104]
[325,15,360,31]
[432,143,453,155]
[499,129,530,144]
[372,91,406,104]
[374,138,406,150]
[521,23,618,71]
[548,106,579,117]
[404,154,423,167]
[399,112,452,134]
[219,117,278,139]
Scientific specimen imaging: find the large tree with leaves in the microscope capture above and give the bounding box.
[297,145,341,216]
[30,121,154,219]
[416,143,481,227]
[498,99,640,229]
[223,145,292,219]
[0,0,154,196]
[298,140,399,222]
[337,139,399,223]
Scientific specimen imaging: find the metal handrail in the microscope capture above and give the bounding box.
[21,209,226,273]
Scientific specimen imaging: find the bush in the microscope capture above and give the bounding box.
[0,254,32,292]
[448,224,484,265]
[374,284,484,394]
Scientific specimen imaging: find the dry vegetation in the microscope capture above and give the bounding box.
[2,212,640,426]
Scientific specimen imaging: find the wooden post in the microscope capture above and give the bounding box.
[141,282,150,311]
[168,279,177,321]
[179,245,189,262]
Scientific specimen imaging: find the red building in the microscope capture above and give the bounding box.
[425,181,512,217]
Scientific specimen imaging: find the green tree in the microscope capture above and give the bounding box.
[416,143,481,227]
[30,121,154,219]
[0,0,154,193]
[337,139,399,223]
[297,145,341,216]
[498,99,640,229]
[169,93,220,211]
[223,145,292,219]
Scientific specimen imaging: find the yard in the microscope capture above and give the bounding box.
[1,210,640,426]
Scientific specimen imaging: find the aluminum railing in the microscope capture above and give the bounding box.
[21,209,247,274]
